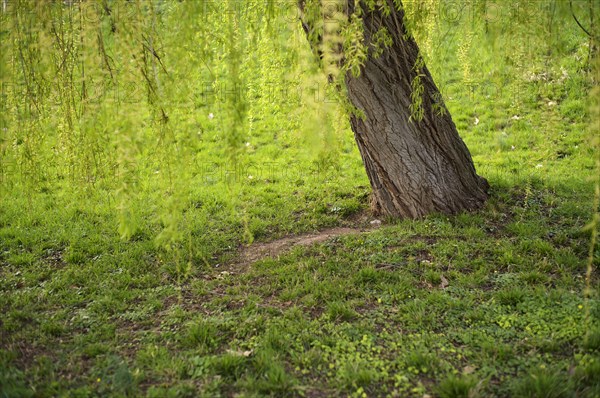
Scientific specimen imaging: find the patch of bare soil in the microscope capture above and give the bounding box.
[240,227,360,263]
[206,209,381,275]
[220,215,382,273]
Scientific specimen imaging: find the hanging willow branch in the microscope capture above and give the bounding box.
[570,0,598,39]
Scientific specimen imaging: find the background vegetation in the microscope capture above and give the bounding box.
[1,0,599,396]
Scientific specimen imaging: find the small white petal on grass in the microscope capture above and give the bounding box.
[227,349,253,357]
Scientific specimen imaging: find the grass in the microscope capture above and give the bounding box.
[1,159,598,397]
[1,1,600,397]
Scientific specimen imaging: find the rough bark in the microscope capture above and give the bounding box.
[300,1,489,218]
[349,3,489,218]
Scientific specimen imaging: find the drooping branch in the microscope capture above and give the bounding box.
[570,0,596,39]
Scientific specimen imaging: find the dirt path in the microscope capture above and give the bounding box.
[238,227,361,264]
[213,209,382,272]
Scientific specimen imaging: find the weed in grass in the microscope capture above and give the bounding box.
[135,345,171,374]
[574,356,600,395]
[405,349,438,374]
[82,343,109,359]
[355,266,380,285]
[583,328,600,351]
[111,362,137,396]
[246,351,298,395]
[511,369,574,398]
[0,371,33,398]
[520,271,551,286]
[181,319,219,351]
[436,374,481,398]
[495,287,527,307]
[94,356,140,397]
[327,301,358,322]
[262,327,290,352]
[424,269,442,286]
[338,359,381,392]
[212,353,248,381]
[40,319,66,338]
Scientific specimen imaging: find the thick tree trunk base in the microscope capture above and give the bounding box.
[345,2,489,219]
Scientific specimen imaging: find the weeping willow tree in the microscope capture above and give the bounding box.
[0,0,598,229]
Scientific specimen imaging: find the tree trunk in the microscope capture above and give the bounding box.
[301,1,489,218]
